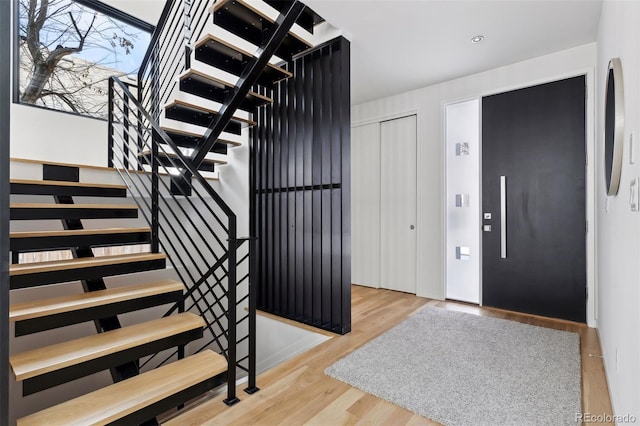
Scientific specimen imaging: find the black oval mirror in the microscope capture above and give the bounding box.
[605,58,624,196]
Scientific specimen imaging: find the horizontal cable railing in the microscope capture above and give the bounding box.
[108,76,245,403]
[138,0,212,121]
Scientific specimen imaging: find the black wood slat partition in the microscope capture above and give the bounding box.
[252,37,351,334]
[0,0,10,421]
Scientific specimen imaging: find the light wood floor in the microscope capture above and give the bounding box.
[165,285,613,425]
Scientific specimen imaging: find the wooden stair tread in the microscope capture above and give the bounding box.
[166,99,258,126]
[10,228,151,253]
[11,203,139,221]
[10,179,126,190]
[138,150,227,166]
[161,126,241,145]
[10,280,184,322]
[178,68,273,111]
[10,312,204,381]
[179,68,272,104]
[10,203,137,210]
[194,33,292,85]
[10,227,150,239]
[9,253,166,277]
[11,179,128,198]
[211,0,312,59]
[16,350,226,426]
[10,158,219,182]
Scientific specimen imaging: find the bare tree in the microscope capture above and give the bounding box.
[18,0,142,117]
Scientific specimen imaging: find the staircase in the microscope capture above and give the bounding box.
[9,177,227,425]
[133,0,319,176]
[6,0,328,423]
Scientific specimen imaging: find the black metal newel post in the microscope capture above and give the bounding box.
[183,0,192,70]
[107,78,115,168]
[0,0,10,421]
[224,216,239,406]
[245,106,259,395]
[137,108,144,171]
[122,91,130,170]
[150,129,160,254]
[151,48,160,121]
[244,236,259,394]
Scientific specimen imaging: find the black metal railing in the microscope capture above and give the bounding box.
[108,76,258,404]
[137,0,211,121]
[109,0,309,404]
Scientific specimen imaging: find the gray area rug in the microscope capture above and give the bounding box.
[325,306,581,426]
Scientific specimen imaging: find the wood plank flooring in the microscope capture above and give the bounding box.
[165,285,613,425]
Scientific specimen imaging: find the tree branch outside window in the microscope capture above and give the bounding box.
[17,0,151,119]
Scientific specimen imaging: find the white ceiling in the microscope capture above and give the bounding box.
[304,0,603,105]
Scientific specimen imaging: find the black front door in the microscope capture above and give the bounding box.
[482,76,586,322]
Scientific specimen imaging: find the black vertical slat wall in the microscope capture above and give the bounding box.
[253,36,351,334]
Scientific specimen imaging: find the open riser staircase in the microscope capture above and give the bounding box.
[129,0,323,178]
[9,176,227,425]
[8,0,327,424]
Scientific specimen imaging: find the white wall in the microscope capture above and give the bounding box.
[255,315,330,374]
[10,106,109,166]
[353,43,597,326]
[595,1,640,420]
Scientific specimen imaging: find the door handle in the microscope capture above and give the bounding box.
[500,176,507,259]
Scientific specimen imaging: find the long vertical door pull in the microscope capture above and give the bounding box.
[500,175,507,259]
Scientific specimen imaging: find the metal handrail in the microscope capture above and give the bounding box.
[109,76,240,403]
[112,78,235,217]
[113,0,304,403]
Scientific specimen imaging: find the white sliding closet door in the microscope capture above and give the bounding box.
[380,115,417,293]
[351,123,381,287]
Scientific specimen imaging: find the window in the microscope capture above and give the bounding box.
[16,0,152,119]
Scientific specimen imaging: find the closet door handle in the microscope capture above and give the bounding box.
[500,175,507,259]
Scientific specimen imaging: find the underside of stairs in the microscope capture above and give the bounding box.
[126,0,322,179]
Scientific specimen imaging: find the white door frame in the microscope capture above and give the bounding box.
[441,68,596,327]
